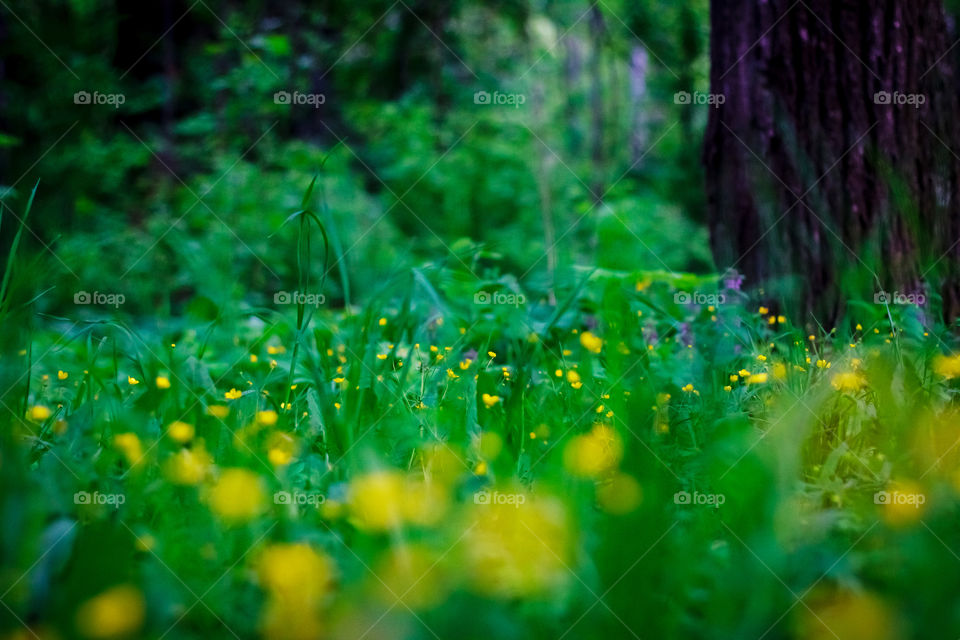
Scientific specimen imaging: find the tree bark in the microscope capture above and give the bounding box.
[704,0,960,321]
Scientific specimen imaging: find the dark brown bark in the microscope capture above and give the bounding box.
[704,0,960,321]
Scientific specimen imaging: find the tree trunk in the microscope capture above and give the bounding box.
[704,0,960,321]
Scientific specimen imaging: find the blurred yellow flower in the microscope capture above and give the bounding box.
[831,371,866,392]
[462,494,570,597]
[348,470,404,531]
[258,542,333,604]
[580,331,603,354]
[772,362,787,381]
[597,473,642,515]
[208,468,265,522]
[799,590,898,640]
[225,388,243,400]
[747,373,768,384]
[933,353,960,379]
[58,370,68,380]
[481,393,500,408]
[164,445,213,485]
[28,405,52,421]
[75,585,144,639]
[113,433,144,466]
[207,404,229,419]
[155,376,171,389]
[258,543,333,640]
[563,424,623,477]
[267,432,297,467]
[167,421,194,443]
[257,410,278,426]
[127,376,140,385]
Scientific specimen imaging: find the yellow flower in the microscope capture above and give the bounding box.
[113,433,144,466]
[462,494,570,597]
[563,425,623,477]
[681,383,695,393]
[207,469,265,522]
[597,473,642,515]
[831,371,866,392]
[799,591,897,640]
[225,388,243,400]
[167,421,195,443]
[566,370,581,384]
[756,354,767,362]
[267,432,297,466]
[723,385,733,392]
[816,359,831,369]
[348,470,404,531]
[249,354,258,363]
[207,405,229,419]
[257,410,278,426]
[127,376,140,385]
[481,393,501,408]
[738,369,751,378]
[487,351,496,358]
[459,358,472,370]
[933,354,960,379]
[75,585,145,639]
[777,315,786,324]
[258,543,333,604]
[772,362,787,381]
[580,331,603,354]
[28,405,52,421]
[332,376,345,384]
[758,306,769,315]
[155,376,171,389]
[747,373,768,385]
[164,445,213,485]
[729,374,739,382]
[376,353,388,360]
[379,317,388,326]
[58,370,68,380]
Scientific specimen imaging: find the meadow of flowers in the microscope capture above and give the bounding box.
[6,210,960,640]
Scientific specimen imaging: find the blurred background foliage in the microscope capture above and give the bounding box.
[0,0,712,315]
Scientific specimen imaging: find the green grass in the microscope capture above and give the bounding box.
[4,230,960,639]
